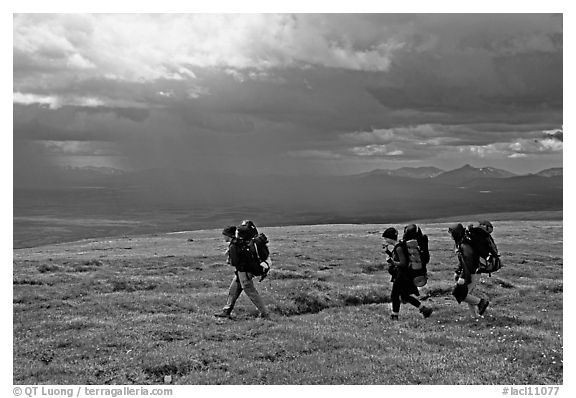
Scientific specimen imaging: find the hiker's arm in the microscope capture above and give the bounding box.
[489,236,499,255]
[228,245,240,268]
[393,246,409,269]
[459,244,476,283]
[454,245,464,280]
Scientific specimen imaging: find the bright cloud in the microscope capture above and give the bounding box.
[13,14,563,176]
[458,136,563,159]
[342,125,455,145]
[351,144,404,157]
[13,92,59,108]
[41,140,120,156]
[13,14,402,85]
[13,92,151,110]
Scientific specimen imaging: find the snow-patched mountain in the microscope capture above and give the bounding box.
[433,164,517,185]
[356,166,445,179]
[534,168,563,177]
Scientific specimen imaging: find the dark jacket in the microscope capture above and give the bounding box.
[455,240,480,284]
[228,238,252,273]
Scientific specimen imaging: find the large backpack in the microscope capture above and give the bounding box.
[404,240,424,271]
[401,235,429,287]
[250,233,270,264]
[416,231,430,267]
[236,233,271,279]
[465,227,502,275]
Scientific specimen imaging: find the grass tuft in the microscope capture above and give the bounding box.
[492,278,515,289]
[143,359,200,379]
[111,279,157,292]
[291,291,332,315]
[13,278,45,286]
[37,263,60,273]
[361,264,383,274]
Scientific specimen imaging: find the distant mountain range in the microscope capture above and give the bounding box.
[14,163,563,248]
[354,164,561,181]
[35,164,560,182]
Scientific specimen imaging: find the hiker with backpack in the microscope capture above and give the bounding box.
[471,220,502,275]
[384,224,433,320]
[215,220,271,320]
[448,223,491,318]
[478,220,494,234]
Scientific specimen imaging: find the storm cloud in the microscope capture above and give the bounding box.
[13,14,562,178]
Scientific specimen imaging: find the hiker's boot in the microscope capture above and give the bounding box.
[214,310,232,319]
[390,313,399,321]
[478,299,489,316]
[419,305,433,318]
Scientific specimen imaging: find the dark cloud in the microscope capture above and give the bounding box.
[13,104,147,141]
[368,51,562,115]
[13,14,563,176]
[545,130,563,142]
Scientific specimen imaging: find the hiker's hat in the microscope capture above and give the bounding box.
[237,220,258,240]
[382,227,398,241]
[403,224,418,241]
[222,225,237,238]
[448,223,465,241]
[479,220,493,232]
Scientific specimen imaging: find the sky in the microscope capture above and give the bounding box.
[13,13,563,177]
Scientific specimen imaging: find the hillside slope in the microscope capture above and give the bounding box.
[13,220,563,384]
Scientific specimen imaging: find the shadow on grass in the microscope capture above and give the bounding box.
[143,359,202,380]
[271,286,390,317]
[13,278,45,286]
[37,263,61,273]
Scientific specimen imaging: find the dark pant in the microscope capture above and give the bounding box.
[391,269,421,313]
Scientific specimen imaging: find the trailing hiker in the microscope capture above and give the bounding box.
[460,220,503,276]
[215,220,271,320]
[472,220,503,275]
[384,225,433,321]
[448,223,490,318]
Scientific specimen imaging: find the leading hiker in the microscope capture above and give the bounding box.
[215,220,271,320]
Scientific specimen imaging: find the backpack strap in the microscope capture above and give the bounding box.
[251,238,270,266]
[253,239,261,262]
[394,241,409,268]
[252,241,268,264]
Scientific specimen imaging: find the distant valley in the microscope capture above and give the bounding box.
[13,165,562,248]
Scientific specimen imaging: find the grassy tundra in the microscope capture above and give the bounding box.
[13,219,562,384]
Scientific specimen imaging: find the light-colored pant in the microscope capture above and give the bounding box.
[463,273,482,316]
[223,271,268,316]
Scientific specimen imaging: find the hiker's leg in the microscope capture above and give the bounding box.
[401,293,421,308]
[467,273,481,297]
[391,280,402,314]
[223,273,242,313]
[400,291,432,318]
[463,274,481,316]
[237,271,268,316]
